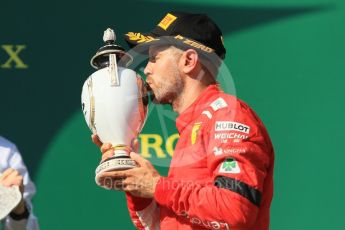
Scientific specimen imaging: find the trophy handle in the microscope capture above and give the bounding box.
[109,53,120,86]
[136,75,149,132]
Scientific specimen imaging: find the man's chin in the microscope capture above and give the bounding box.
[150,94,171,105]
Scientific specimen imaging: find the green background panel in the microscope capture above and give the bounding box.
[1,0,344,229]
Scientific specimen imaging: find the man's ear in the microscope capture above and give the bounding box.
[180,49,201,75]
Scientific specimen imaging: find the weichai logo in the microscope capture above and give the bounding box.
[0,44,28,69]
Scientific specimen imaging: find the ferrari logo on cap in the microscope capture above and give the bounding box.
[158,13,177,30]
[191,122,202,145]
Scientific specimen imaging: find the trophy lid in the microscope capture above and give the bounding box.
[90,28,133,69]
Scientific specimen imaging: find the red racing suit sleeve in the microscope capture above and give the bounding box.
[125,190,160,229]
[153,101,273,229]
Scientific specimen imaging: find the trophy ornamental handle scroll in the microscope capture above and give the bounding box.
[103,29,120,86]
[109,53,119,86]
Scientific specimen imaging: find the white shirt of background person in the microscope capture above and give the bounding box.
[0,136,39,230]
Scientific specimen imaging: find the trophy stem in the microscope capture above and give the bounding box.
[111,145,131,157]
[95,145,136,186]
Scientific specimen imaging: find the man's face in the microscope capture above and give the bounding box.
[144,45,184,104]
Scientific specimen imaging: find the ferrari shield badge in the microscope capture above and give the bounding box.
[191,122,202,145]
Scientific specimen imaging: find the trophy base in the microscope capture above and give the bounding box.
[95,155,136,186]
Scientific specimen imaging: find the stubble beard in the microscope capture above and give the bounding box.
[151,60,184,105]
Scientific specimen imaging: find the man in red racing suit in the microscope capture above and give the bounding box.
[93,11,274,230]
[125,84,274,230]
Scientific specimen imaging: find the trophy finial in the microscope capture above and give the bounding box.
[91,28,133,69]
[103,28,116,44]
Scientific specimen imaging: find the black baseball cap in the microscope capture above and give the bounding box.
[124,12,226,59]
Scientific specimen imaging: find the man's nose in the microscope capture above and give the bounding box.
[144,62,152,76]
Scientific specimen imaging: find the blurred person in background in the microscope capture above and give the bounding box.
[0,136,39,230]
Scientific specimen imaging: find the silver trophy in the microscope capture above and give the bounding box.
[81,28,148,186]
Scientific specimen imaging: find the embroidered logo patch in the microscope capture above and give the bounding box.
[158,13,177,30]
[174,35,214,53]
[219,158,241,174]
[191,122,202,145]
[215,121,250,134]
[126,32,159,43]
[213,147,223,156]
[210,98,228,111]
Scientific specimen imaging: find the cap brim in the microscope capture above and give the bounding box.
[124,32,191,57]
[124,32,222,63]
